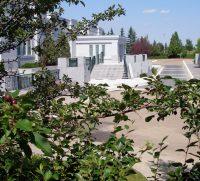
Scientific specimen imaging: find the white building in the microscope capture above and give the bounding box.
[0,16,151,90]
[75,35,126,64]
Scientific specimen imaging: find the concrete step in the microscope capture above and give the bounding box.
[91,64,125,80]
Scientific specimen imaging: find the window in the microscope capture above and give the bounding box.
[89,45,93,57]
[68,58,78,67]
[27,40,32,55]
[102,45,105,56]
[96,45,99,64]
[142,55,145,61]
[96,45,99,55]
[22,43,26,55]
[17,46,21,56]
[17,41,32,56]
[134,55,136,63]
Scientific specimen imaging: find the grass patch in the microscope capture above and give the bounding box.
[20,62,40,68]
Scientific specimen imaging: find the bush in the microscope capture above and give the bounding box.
[20,62,40,68]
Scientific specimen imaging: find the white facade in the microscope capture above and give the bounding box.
[0,19,109,66]
[126,54,151,78]
[75,35,127,64]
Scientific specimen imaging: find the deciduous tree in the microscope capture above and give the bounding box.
[168,32,183,58]
[196,38,200,53]
[130,37,151,55]
[185,39,193,52]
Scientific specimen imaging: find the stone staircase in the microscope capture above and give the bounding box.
[90,64,125,80]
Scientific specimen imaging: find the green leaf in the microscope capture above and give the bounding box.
[0,135,7,144]
[33,132,53,156]
[11,90,19,98]
[161,145,168,152]
[187,141,198,148]
[176,149,185,152]
[19,140,32,158]
[152,67,157,75]
[113,126,123,134]
[140,73,147,78]
[185,158,194,163]
[162,75,173,79]
[16,119,33,131]
[162,136,168,142]
[124,125,129,130]
[44,171,52,181]
[171,162,182,167]
[154,151,160,158]
[145,115,155,122]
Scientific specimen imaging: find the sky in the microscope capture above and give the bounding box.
[61,0,200,45]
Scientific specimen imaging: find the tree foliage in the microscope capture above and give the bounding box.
[168,32,183,58]
[0,1,200,181]
[0,0,125,55]
[56,32,71,58]
[126,26,136,54]
[150,41,165,57]
[196,38,200,53]
[39,33,57,66]
[185,39,194,52]
[120,27,124,36]
[110,28,114,35]
[130,37,151,55]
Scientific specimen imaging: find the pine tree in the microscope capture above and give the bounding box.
[102,30,105,35]
[168,32,183,58]
[56,32,71,58]
[110,28,114,35]
[40,33,57,66]
[120,28,124,36]
[126,26,136,53]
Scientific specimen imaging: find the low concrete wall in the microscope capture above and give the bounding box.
[18,66,57,74]
[58,57,91,85]
[126,54,151,78]
[195,54,200,65]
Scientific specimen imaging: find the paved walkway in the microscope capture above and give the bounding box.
[185,60,200,79]
[160,64,188,80]
[93,90,198,180]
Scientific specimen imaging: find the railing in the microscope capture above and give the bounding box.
[122,55,129,79]
[5,69,60,91]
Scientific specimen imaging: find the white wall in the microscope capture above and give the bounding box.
[126,54,151,78]
[75,35,127,64]
[58,57,91,85]
[195,54,200,65]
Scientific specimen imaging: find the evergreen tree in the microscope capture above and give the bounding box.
[126,26,136,53]
[185,39,193,52]
[196,38,200,53]
[102,30,105,35]
[120,28,124,36]
[56,32,71,58]
[39,33,57,66]
[164,43,168,53]
[107,31,110,35]
[168,32,183,58]
[110,28,114,35]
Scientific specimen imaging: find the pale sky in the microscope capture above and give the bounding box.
[61,0,200,45]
